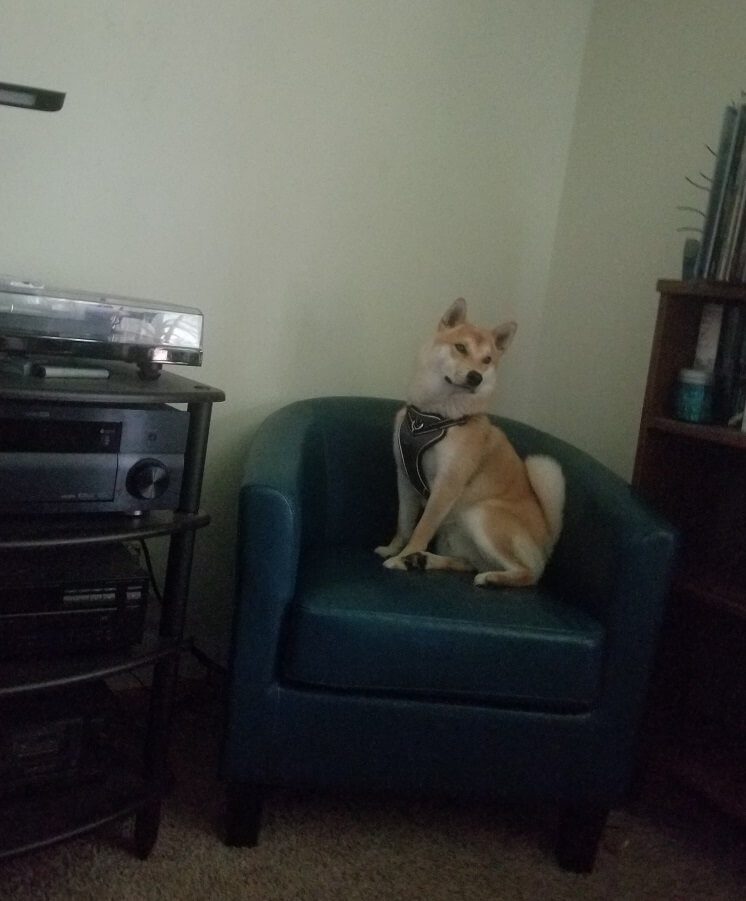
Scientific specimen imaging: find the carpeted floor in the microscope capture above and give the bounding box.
[1,676,744,901]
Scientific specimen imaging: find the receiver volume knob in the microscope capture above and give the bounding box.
[126,459,170,500]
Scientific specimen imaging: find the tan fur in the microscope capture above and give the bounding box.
[375,298,565,588]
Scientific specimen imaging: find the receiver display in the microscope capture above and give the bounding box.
[0,419,121,453]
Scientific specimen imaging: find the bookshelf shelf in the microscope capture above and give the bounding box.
[656,279,746,302]
[634,279,746,822]
[649,416,746,449]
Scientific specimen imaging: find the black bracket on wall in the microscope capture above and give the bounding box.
[0,82,65,112]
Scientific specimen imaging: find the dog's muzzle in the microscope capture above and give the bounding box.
[445,370,482,392]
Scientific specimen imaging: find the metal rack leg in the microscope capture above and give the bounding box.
[130,401,209,858]
[135,650,181,856]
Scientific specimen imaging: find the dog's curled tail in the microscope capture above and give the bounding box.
[525,455,565,547]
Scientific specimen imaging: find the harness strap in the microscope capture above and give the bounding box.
[396,405,468,498]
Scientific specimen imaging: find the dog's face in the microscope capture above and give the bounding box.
[419,298,516,402]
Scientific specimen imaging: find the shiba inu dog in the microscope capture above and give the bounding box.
[375,298,565,587]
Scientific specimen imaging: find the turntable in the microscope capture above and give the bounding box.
[0,276,203,379]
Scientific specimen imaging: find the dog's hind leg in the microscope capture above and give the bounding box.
[463,507,546,588]
[473,562,536,587]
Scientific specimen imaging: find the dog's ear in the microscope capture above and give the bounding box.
[493,321,517,351]
[439,298,467,330]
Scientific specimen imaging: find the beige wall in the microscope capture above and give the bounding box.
[2,1,590,661]
[533,0,746,477]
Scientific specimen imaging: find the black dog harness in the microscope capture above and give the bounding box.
[397,405,469,498]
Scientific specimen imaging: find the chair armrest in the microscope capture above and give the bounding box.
[229,402,321,687]
[499,418,676,725]
[228,396,402,693]
[527,429,676,726]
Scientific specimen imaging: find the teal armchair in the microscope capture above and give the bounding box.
[222,397,675,871]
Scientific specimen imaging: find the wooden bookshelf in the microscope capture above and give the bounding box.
[634,280,746,821]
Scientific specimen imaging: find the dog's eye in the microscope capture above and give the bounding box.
[483,356,492,365]
[454,344,467,355]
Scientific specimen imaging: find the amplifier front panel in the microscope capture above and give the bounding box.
[0,452,117,508]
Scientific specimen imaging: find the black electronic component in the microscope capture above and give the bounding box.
[0,400,188,515]
[0,544,149,659]
[0,682,113,798]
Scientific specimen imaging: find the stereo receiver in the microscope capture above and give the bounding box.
[0,400,188,515]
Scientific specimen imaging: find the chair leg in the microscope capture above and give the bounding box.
[225,781,264,847]
[555,804,609,873]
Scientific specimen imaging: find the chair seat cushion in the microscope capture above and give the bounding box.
[282,549,605,710]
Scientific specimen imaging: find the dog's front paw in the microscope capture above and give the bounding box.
[374,539,405,559]
[383,552,427,571]
[375,544,396,559]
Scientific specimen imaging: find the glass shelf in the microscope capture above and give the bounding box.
[0,766,158,860]
[0,635,190,697]
[0,509,210,550]
[0,363,225,405]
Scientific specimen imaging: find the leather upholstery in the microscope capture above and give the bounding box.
[223,396,675,809]
[285,548,604,708]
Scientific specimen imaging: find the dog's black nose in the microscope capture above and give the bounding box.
[466,370,482,388]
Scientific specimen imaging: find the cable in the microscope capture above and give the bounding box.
[138,539,163,602]
[190,644,227,675]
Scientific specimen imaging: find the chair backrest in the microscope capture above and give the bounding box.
[497,415,639,614]
[299,396,401,553]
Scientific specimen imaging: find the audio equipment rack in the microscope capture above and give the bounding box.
[0,363,224,859]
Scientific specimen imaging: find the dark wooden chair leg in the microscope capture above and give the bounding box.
[555,804,609,873]
[225,781,264,847]
[134,799,162,859]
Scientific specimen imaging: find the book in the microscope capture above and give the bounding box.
[713,305,746,422]
[696,104,739,278]
[727,143,746,281]
[694,302,724,370]
[719,148,746,279]
[731,328,746,426]
[682,237,700,279]
[709,104,746,280]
